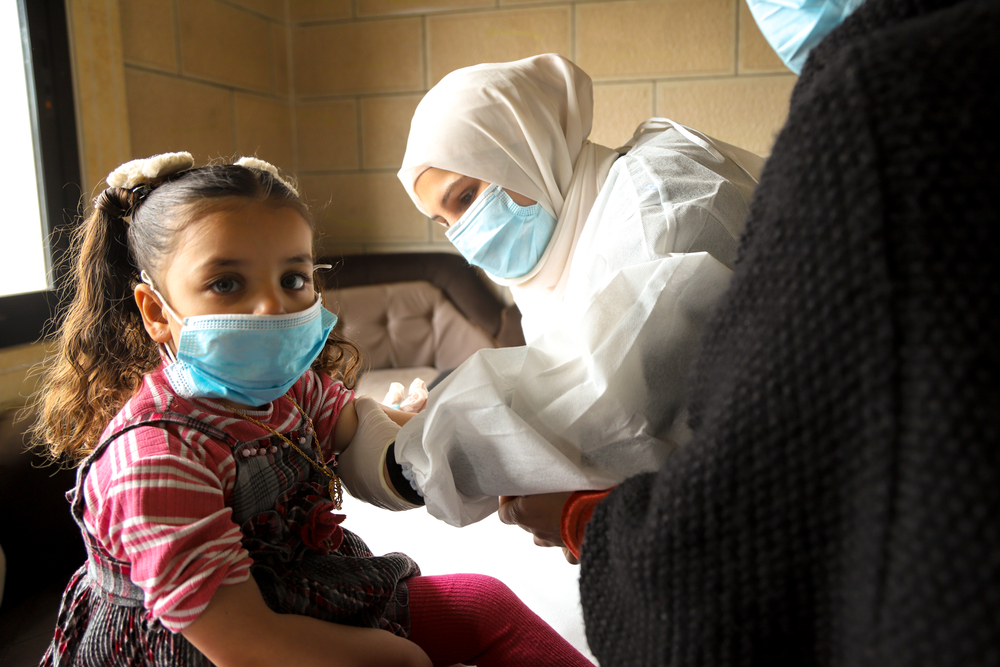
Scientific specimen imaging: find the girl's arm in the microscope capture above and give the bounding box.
[181,577,431,667]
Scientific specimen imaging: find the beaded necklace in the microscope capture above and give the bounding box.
[228,394,343,509]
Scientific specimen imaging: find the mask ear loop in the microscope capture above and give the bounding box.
[140,270,182,364]
[312,264,333,306]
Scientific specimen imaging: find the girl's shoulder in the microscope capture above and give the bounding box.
[95,369,237,464]
[287,370,354,415]
[285,371,355,451]
[98,369,178,439]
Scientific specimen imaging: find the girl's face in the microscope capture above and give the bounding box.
[414,167,536,228]
[137,201,316,351]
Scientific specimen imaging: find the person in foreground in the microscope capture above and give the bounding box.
[383,53,762,527]
[501,0,1000,663]
[30,153,592,667]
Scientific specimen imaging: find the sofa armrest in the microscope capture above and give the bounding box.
[0,403,85,613]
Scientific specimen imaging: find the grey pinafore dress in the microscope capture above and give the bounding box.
[41,408,419,666]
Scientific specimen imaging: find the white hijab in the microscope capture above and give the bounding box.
[398,54,619,303]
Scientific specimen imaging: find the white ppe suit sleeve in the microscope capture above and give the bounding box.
[395,127,758,527]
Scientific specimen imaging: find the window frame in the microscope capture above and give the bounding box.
[0,0,80,349]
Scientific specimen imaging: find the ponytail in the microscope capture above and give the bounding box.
[30,188,160,460]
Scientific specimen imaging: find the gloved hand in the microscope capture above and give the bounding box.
[381,378,429,413]
[337,395,419,511]
[398,378,428,413]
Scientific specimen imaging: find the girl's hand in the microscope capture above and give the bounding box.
[182,578,432,667]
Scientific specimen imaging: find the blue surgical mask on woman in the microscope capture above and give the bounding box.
[142,272,337,406]
[747,0,865,74]
[446,183,557,279]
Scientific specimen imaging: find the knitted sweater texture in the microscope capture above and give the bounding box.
[578,0,1000,664]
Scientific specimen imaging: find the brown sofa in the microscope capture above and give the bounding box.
[0,252,523,666]
[0,404,84,666]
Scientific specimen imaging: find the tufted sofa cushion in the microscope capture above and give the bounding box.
[325,280,499,398]
[318,253,524,349]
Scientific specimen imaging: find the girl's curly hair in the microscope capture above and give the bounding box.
[30,161,360,462]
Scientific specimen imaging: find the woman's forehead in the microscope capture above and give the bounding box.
[413,168,467,207]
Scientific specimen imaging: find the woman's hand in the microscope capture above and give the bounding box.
[498,492,576,562]
[182,578,431,667]
[337,397,418,511]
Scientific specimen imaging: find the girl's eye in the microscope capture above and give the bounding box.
[282,274,308,290]
[211,277,242,294]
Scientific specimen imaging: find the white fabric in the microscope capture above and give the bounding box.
[397,125,761,526]
[399,54,619,300]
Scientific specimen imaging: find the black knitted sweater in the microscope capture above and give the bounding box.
[578,0,1000,664]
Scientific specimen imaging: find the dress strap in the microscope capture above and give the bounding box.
[64,411,239,604]
[69,411,236,523]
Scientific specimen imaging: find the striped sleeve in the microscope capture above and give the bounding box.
[83,421,252,632]
[293,371,354,463]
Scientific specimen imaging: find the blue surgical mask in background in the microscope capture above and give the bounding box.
[747,0,865,74]
[446,184,557,279]
[142,272,337,406]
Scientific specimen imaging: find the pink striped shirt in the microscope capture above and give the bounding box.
[81,368,353,631]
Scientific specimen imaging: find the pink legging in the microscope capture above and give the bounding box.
[405,574,593,667]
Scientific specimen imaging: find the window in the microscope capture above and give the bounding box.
[0,0,80,348]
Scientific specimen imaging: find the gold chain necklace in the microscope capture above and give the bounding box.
[228,394,343,510]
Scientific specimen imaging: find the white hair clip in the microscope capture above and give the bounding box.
[234,157,300,197]
[106,152,195,190]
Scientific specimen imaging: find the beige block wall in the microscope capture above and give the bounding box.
[0,344,50,407]
[87,0,797,257]
[0,0,797,389]
[119,0,294,167]
[291,0,797,256]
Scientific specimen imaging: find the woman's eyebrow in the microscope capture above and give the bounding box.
[440,176,465,208]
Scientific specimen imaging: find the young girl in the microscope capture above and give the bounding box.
[32,152,593,667]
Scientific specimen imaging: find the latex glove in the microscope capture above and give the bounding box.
[337,396,418,511]
[382,382,406,409]
[382,379,429,413]
[498,492,575,561]
[398,378,428,413]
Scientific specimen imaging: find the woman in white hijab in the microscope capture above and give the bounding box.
[371,54,763,527]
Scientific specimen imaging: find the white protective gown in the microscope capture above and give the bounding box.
[397,125,760,526]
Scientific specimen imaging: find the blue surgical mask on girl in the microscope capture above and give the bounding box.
[141,271,337,406]
[445,183,557,279]
[747,0,865,74]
